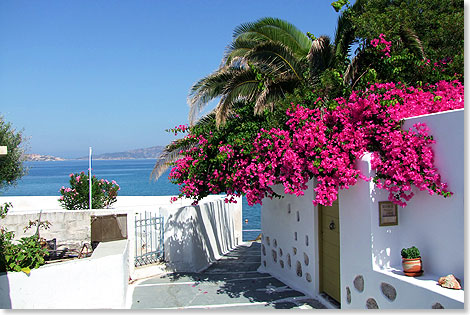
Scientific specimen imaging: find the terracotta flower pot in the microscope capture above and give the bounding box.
[402,257,422,275]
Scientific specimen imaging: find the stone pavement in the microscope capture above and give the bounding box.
[130,242,327,309]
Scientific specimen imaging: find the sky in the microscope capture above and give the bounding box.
[0,1,343,158]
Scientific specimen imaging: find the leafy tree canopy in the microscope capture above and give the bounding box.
[0,116,27,190]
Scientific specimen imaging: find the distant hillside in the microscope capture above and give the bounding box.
[77,146,165,160]
[25,154,65,161]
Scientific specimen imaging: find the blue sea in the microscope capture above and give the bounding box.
[0,159,261,241]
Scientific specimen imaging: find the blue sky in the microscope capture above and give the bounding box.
[0,1,342,158]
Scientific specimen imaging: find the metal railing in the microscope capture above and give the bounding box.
[134,211,164,267]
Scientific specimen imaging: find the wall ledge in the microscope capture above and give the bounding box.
[373,267,464,304]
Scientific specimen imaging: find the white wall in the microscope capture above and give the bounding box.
[159,195,242,272]
[340,109,464,309]
[0,239,129,309]
[258,181,320,298]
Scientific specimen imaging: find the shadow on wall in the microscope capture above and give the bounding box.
[163,199,236,272]
[0,272,11,309]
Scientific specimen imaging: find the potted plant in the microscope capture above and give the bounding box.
[401,246,422,276]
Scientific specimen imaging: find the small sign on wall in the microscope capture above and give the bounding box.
[379,201,398,226]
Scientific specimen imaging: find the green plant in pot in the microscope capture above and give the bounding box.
[401,246,422,276]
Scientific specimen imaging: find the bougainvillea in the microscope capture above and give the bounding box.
[169,80,463,208]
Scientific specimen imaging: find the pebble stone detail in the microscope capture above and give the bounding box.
[305,235,309,246]
[296,261,302,277]
[263,260,266,267]
[366,298,379,309]
[353,275,364,292]
[280,259,284,269]
[266,236,270,246]
[305,272,312,282]
[293,247,297,255]
[272,249,277,262]
[346,286,351,304]
[294,232,297,241]
[273,239,277,248]
[287,254,291,268]
[304,253,309,266]
[297,211,300,222]
[262,244,266,256]
[279,248,283,257]
[380,282,397,301]
[288,203,291,214]
[432,303,444,309]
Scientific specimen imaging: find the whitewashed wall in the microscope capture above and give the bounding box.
[340,109,464,309]
[159,195,242,272]
[0,240,129,309]
[258,182,320,298]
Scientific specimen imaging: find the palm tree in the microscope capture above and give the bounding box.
[188,17,334,127]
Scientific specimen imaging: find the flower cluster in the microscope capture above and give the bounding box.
[58,172,120,210]
[169,80,463,208]
[166,124,189,136]
[371,33,392,58]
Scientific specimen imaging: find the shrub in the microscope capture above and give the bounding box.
[59,172,120,210]
[0,203,49,273]
[401,246,420,259]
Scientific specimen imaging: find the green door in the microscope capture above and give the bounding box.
[319,199,341,303]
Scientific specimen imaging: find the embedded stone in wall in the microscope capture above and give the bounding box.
[297,211,300,222]
[293,247,297,255]
[296,261,302,277]
[273,239,277,248]
[432,303,444,309]
[380,282,397,301]
[280,260,284,268]
[288,203,291,214]
[266,236,270,246]
[353,275,364,292]
[263,260,266,267]
[262,244,266,256]
[294,232,297,241]
[272,249,277,262]
[346,286,351,304]
[304,253,309,266]
[279,248,283,257]
[306,272,312,282]
[287,254,291,268]
[305,235,309,246]
[366,298,379,309]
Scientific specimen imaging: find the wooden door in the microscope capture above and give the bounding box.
[319,199,341,303]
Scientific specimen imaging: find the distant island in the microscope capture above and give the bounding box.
[77,146,165,160]
[25,146,165,161]
[25,154,65,161]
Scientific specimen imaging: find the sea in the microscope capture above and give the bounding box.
[0,159,261,241]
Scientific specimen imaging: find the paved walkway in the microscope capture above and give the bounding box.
[130,242,327,309]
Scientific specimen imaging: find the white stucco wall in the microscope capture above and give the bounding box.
[159,195,242,272]
[258,181,320,299]
[340,109,464,309]
[0,239,129,309]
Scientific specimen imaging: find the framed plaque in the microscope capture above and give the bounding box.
[379,201,398,226]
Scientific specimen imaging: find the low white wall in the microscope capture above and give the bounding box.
[340,109,464,309]
[258,181,319,299]
[0,239,129,309]
[159,195,242,272]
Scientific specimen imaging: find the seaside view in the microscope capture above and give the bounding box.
[0,159,261,241]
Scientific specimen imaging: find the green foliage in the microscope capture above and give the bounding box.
[0,116,27,190]
[331,0,350,12]
[59,172,120,210]
[0,203,48,273]
[401,246,420,259]
[348,0,464,82]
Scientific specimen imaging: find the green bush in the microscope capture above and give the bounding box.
[0,203,49,273]
[401,246,420,259]
[59,172,120,210]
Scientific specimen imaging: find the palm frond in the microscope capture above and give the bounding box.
[307,36,334,77]
[398,27,426,60]
[151,112,216,180]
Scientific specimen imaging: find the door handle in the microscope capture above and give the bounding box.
[329,220,336,230]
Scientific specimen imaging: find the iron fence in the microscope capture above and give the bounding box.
[134,211,164,267]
